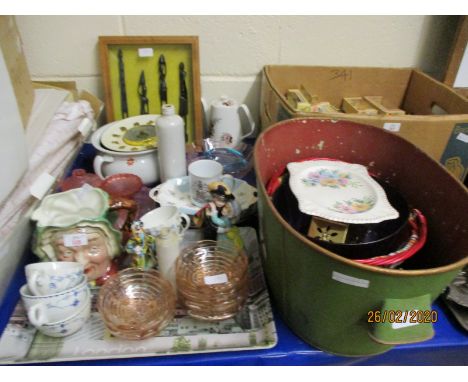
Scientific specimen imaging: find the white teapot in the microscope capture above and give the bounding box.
[207,95,255,148]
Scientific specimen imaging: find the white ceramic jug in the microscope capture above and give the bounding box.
[208,95,255,148]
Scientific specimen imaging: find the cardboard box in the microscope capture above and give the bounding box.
[0,16,34,128]
[261,65,468,182]
[33,81,104,117]
[0,16,35,204]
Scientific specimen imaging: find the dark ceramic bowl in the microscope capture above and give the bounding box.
[272,172,411,260]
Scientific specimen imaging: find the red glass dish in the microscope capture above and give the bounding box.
[100,173,143,198]
[59,169,103,191]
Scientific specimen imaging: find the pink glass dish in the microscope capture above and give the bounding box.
[100,173,143,198]
[59,169,103,191]
[97,268,176,340]
[176,240,249,321]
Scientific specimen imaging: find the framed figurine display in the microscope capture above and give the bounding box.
[99,36,202,144]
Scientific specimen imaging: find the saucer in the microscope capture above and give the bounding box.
[287,160,399,224]
[149,176,257,216]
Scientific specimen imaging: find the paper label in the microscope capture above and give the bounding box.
[383,122,401,132]
[392,311,420,329]
[138,48,154,57]
[77,117,93,136]
[204,274,228,285]
[63,234,88,247]
[332,271,369,288]
[456,132,468,143]
[29,172,56,200]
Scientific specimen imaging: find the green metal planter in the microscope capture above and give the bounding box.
[254,118,468,356]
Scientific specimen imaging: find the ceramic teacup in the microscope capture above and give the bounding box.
[25,261,84,296]
[34,300,91,338]
[20,276,90,327]
[140,206,190,237]
[188,159,234,207]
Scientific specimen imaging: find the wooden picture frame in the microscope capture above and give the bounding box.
[99,36,202,144]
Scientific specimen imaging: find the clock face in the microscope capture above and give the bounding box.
[101,117,158,153]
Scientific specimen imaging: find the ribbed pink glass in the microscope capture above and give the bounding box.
[176,240,249,321]
[97,268,175,340]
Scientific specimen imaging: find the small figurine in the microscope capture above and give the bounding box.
[125,220,157,269]
[204,181,241,242]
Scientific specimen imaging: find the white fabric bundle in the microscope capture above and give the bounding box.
[0,100,95,239]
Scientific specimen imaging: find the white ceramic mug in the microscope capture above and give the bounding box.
[140,206,190,237]
[25,261,84,296]
[188,159,234,207]
[20,277,90,327]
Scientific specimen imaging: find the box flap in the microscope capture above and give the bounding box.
[0,16,34,128]
[404,70,468,115]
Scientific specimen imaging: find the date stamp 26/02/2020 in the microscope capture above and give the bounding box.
[367,310,438,324]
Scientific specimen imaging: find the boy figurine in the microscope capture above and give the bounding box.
[204,181,242,248]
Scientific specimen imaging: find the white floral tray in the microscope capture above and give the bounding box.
[287,160,399,224]
[0,228,277,364]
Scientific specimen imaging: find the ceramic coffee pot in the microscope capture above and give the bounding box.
[208,96,255,149]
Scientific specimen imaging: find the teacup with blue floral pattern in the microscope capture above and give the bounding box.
[25,261,84,296]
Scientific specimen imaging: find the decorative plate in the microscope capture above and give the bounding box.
[150,176,258,216]
[287,160,399,224]
[100,115,159,153]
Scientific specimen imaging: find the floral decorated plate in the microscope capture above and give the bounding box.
[149,176,258,216]
[287,160,399,224]
[100,115,159,153]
